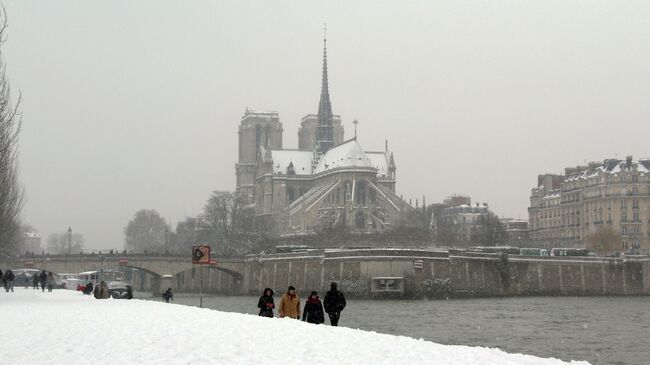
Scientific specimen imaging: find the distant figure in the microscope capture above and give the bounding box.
[257,288,275,317]
[162,288,173,303]
[302,291,325,324]
[32,273,39,290]
[125,285,133,300]
[324,282,347,326]
[279,285,301,319]
[4,270,15,292]
[98,281,110,299]
[93,284,100,299]
[24,276,30,289]
[0,269,4,290]
[83,282,94,295]
[39,271,47,292]
[46,272,55,292]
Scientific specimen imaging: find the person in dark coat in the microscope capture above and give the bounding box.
[302,291,325,324]
[39,271,47,292]
[162,288,173,303]
[46,272,55,292]
[32,273,39,289]
[83,282,94,295]
[4,270,15,292]
[125,285,133,300]
[257,288,275,317]
[0,269,4,290]
[323,282,346,326]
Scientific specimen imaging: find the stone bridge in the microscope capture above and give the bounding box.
[3,250,650,298]
[0,255,247,295]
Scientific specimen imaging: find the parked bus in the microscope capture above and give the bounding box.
[468,246,520,255]
[519,248,549,257]
[549,248,589,257]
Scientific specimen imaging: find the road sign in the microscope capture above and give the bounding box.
[192,245,210,264]
[209,258,216,265]
[119,257,128,265]
[413,259,423,270]
[24,260,34,267]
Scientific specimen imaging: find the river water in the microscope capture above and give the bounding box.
[137,293,649,365]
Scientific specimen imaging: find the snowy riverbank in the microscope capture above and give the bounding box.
[0,289,589,365]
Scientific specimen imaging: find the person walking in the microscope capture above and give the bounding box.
[162,288,173,303]
[279,285,301,319]
[257,288,275,317]
[302,291,325,324]
[32,273,39,290]
[4,270,15,292]
[0,269,5,291]
[39,271,47,292]
[46,272,55,292]
[324,282,347,326]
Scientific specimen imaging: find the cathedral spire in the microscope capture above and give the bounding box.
[316,24,334,154]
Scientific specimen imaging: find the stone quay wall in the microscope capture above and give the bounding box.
[172,249,650,298]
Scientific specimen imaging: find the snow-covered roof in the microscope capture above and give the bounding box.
[565,158,650,182]
[366,151,389,177]
[270,150,313,175]
[313,139,375,174]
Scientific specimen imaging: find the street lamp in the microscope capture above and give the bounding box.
[164,227,168,254]
[67,227,72,255]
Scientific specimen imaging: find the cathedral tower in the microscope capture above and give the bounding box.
[235,109,283,201]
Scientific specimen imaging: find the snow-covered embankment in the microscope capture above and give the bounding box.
[0,289,590,365]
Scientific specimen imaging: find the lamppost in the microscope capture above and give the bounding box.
[67,227,72,255]
[164,227,168,255]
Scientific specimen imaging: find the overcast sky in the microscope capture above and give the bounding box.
[4,1,649,250]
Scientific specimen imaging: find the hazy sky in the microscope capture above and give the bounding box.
[4,1,649,250]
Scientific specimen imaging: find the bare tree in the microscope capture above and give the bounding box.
[124,209,170,253]
[46,232,85,254]
[0,7,24,255]
[584,226,622,256]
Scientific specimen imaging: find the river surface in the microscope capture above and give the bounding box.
[137,293,649,365]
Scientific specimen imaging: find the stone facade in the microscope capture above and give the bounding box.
[529,156,650,254]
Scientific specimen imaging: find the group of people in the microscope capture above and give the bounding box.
[257,282,347,326]
[0,269,55,292]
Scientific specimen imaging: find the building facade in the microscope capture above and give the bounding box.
[529,156,650,254]
[235,37,409,235]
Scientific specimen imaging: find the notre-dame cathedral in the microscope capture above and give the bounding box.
[235,37,410,235]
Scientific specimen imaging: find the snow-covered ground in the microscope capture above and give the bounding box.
[1,289,589,365]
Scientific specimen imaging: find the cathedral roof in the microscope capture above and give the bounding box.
[269,150,313,175]
[366,151,390,178]
[313,138,374,174]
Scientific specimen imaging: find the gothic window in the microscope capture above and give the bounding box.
[287,187,296,203]
[255,124,262,156]
[356,211,366,229]
[356,180,367,205]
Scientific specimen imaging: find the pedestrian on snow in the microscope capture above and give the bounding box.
[4,270,15,292]
[323,282,347,326]
[32,273,39,290]
[162,288,173,303]
[257,288,275,317]
[97,281,110,299]
[39,271,47,292]
[46,272,55,292]
[93,284,100,299]
[125,285,133,300]
[83,282,94,295]
[279,285,301,319]
[0,269,5,290]
[302,291,325,324]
